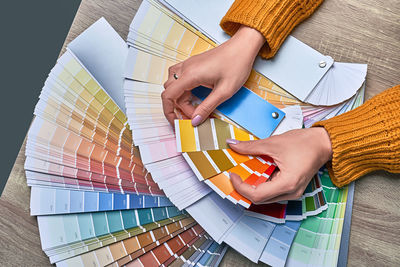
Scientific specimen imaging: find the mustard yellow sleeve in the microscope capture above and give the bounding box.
[313,85,400,187]
[220,0,324,59]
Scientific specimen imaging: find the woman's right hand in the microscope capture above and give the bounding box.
[227,127,333,204]
[162,25,266,126]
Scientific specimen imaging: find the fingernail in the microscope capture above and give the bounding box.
[191,115,202,126]
[226,139,239,145]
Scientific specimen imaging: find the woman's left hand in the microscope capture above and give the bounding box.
[162,25,266,126]
[227,127,333,204]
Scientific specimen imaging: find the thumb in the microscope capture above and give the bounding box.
[227,138,277,157]
[191,85,231,126]
[231,171,289,204]
[229,172,256,201]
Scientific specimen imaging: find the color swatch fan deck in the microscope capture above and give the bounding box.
[122,0,366,266]
[25,18,228,267]
[175,118,328,215]
[159,0,367,106]
[23,0,367,266]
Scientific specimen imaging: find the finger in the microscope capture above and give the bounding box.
[191,85,230,126]
[163,74,199,100]
[256,192,301,204]
[174,107,191,120]
[230,172,288,203]
[180,112,190,119]
[267,169,279,181]
[162,75,199,125]
[167,63,182,80]
[161,96,177,125]
[252,172,309,204]
[230,172,258,200]
[163,76,175,89]
[227,138,277,157]
[164,62,184,89]
[177,91,195,118]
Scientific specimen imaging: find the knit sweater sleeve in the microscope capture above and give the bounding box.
[313,85,400,187]
[220,0,324,59]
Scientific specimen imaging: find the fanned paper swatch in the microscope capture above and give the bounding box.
[159,0,367,106]
[122,0,366,265]
[24,0,367,265]
[25,18,227,267]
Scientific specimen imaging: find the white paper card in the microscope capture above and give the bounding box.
[162,0,333,102]
[68,18,128,112]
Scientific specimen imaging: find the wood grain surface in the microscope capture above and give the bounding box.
[1,0,399,266]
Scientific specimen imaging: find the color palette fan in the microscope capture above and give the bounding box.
[126,0,367,129]
[23,1,365,267]
[158,0,367,107]
[122,0,364,266]
[25,18,228,267]
[174,118,328,216]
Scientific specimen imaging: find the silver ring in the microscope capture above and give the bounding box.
[173,73,178,80]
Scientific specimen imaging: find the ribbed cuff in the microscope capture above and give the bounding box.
[313,85,400,187]
[220,0,323,59]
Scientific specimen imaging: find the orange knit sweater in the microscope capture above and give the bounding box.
[221,0,324,59]
[220,0,400,187]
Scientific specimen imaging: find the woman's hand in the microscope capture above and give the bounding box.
[162,25,266,126]
[226,127,333,204]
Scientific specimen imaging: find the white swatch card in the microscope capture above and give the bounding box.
[161,0,334,102]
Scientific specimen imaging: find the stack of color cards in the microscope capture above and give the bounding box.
[286,168,355,266]
[174,118,328,219]
[126,0,368,128]
[245,173,328,223]
[24,0,365,266]
[25,18,228,267]
[157,0,368,107]
[122,0,363,266]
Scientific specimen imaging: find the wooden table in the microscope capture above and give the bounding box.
[1,0,399,266]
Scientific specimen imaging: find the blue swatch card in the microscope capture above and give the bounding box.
[29,187,174,216]
[192,86,285,139]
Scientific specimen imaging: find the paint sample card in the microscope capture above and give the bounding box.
[168,235,213,266]
[175,118,255,152]
[185,192,302,263]
[180,150,276,208]
[49,214,189,264]
[127,225,205,266]
[191,86,285,139]
[195,242,228,266]
[30,187,172,216]
[245,175,328,223]
[223,215,275,262]
[203,159,276,208]
[259,221,301,267]
[181,149,253,180]
[245,203,288,224]
[68,18,128,112]
[185,192,244,243]
[286,168,350,267]
[185,238,215,266]
[174,116,280,208]
[38,206,183,252]
[57,219,199,266]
